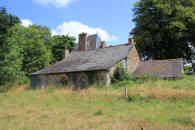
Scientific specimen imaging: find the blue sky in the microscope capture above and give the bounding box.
[1,0,139,46]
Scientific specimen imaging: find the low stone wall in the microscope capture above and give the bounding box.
[30,70,110,89]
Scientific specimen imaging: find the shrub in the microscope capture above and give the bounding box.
[0,77,30,93]
[111,62,130,83]
[129,74,159,84]
[184,66,192,73]
[111,61,159,85]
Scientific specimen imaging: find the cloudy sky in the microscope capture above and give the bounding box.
[1,0,139,46]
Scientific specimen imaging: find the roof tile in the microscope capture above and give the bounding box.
[30,44,134,75]
[132,59,184,77]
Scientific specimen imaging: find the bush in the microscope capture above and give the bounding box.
[112,74,159,88]
[184,66,191,73]
[111,62,130,83]
[129,74,159,84]
[111,61,160,85]
[0,76,30,92]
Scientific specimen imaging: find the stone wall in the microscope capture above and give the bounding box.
[126,46,140,73]
[30,70,110,89]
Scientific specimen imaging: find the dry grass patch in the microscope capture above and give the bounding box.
[128,83,195,100]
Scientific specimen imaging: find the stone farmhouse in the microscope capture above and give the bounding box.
[30,33,184,89]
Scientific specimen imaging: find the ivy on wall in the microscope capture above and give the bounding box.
[70,73,77,85]
[86,71,96,85]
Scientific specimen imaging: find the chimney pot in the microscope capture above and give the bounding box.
[63,46,69,59]
[128,38,134,44]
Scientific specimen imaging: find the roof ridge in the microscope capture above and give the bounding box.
[141,58,183,62]
[74,43,133,52]
[88,34,98,37]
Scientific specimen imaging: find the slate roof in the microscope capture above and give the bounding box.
[87,34,102,50]
[132,59,184,77]
[74,34,103,51]
[30,44,134,75]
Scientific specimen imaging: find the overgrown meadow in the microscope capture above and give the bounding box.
[0,75,194,130]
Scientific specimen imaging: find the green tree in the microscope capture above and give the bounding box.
[0,24,52,85]
[130,0,195,63]
[21,25,51,74]
[32,25,54,50]
[0,7,20,47]
[0,24,25,85]
[52,35,76,63]
[0,8,21,85]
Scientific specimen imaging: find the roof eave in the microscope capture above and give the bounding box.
[29,68,109,76]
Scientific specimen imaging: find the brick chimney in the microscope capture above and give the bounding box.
[100,41,107,48]
[78,33,88,51]
[128,38,134,44]
[63,45,69,59]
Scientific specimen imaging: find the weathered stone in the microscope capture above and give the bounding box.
[126,46,140,73]
[30,45,141,89]
[30,70,111,89]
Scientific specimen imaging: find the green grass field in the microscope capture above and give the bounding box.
[0,76,194,130]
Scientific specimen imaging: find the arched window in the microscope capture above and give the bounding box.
[77,73,89,89]
[60,76,68,86]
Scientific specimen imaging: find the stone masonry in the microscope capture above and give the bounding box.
[30,70,110,89]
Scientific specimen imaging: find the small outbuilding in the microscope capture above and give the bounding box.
[133,59,184,77]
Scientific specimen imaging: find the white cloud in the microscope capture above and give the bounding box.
[52,21,118,42]
[34,0,76,8]
[21,19,33,27]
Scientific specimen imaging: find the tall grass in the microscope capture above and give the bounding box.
[112,75,195,90]
[0,75,194,129]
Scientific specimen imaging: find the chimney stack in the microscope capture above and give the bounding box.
[100,41,107,48]
[78,33,88,51]
[63,45,69,59]
[128,38,134,44]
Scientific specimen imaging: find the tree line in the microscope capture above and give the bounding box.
[0,7,76,85]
